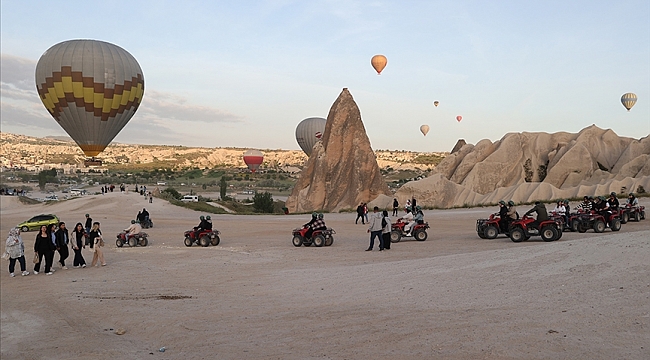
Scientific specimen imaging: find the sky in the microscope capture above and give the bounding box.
[1,0,649,153]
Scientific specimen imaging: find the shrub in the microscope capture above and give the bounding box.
[252,191,274,213]
[637,185,646,194]
[161,187,182,200]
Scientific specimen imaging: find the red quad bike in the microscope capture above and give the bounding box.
[508,216,563,243]
[565,211,586,232]
[184,229,221,247]
[116,231,149,247]
[620,204,646,223]
[292,226,335,247]
[390,219,430,242]
[576,211,621,233]
[549,211,570,232]
[476,213,509,239]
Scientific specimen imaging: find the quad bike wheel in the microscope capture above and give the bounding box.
[292,235,303,247]
[199,236,210,247]
[610,219,621,232]
[414,229,428,241]
[633,212,640,222]
[477,229,487,239]
[593,220,605,233]
[139,237,148,247]
[621,212,629,224]
[509,227,525,243]
[116,239,124,247]
[570,220,579,232]
[483,225,498,239]
[541,226,558,242]
[313,235,325,247]
[324,236,333,246]
[184,236,193,247]
[390,230,402,243]
[211,235,220,246]
[641,211,646,220]
[577,221,588,233]
[128,237,137,247]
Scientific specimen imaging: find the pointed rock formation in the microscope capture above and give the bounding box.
[450,139,466,154]
[285,88,391,213]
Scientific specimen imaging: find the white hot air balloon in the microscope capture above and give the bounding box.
[420,125,430,136]
[295,117,326,156]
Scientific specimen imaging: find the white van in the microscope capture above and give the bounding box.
[181,195,199,202]
[70,189,86,196]
[157,181,167,186]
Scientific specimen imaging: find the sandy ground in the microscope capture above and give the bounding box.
[1,192,649,359]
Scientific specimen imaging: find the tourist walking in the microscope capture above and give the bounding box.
[392,198,399,216]
[366,206,384,251]
[84,214,92,239]
[71,223,87,268]
[89,222,106,267]
[382,210,391,250]
[363,203,369,223]
[33,225,54,275]
[55,222,70,269]
[355,203,365,224]
[5,228,29,277]
[46,224,58,271]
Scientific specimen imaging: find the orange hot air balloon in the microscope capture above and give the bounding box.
[243,150,264,173]
[371,55,387,75]
[456,116,462,122]
[433,101,439,107]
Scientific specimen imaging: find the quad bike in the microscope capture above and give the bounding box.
[292,226,335,247]
[140,217,154,229]
[116,231,149,247]
[390,219,430,242]
[565,211,586,232]
[184,228,221,247]
[476,213,512,239]
[508,216,563,243]
[620,204,646,223]
[576,210,621,233]
[549,211,569,231]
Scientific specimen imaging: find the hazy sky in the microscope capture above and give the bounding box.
[1,0,649,152]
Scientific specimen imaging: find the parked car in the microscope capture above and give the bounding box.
[18,214,60,232]
[181,195,199,202]
[45,194,59,201]
[157,181,167,186]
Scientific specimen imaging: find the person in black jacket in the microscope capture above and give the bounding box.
[71,223,87,268]
[355,204,365,224]
[33,225,55,275]
[524,201,549,230]
[608,192,619,212]
[392,198,399,216]
[84,214,92,234]
[204,216,213,230]
[497,200,509,232]
[55,222,70,269]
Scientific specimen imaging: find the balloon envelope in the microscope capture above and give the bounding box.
[621,93,637,111]
[420,125,430,136]
[295,117,326,156]
[456,116,462,122]
[371,55,387,74]
[35,39,144,157]
[243,150,264,173]
[433,101,439,107]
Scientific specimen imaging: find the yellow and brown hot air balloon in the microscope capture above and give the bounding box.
[420,125,430,136]
[35,39,145,157]
[621,93,637,111]
[371,55,387,75]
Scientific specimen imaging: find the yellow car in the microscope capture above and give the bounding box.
[17,214,60,232]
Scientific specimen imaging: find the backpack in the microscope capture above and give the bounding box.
[381,217,387,228]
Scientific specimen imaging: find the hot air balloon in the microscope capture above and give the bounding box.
[295,117,327,156]
[433,101,439,107]
[35,40,144,163]
[243,150,264,173]
[621,93,637,111]
[371,55,387,75]
[456,116,462,122]
[420,125,430,136]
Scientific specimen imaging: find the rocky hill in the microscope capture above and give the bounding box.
[372,125,650,208]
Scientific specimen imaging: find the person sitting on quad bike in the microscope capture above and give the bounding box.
[594,196,611,218]
[414,206,425,224]
[497,201,509,232]
[552,200,568,224]
[141,208,150,222]
[608,192,620,212]
[194,215,207,239]
[204,215,213,230]
[627,193,639,209]
[507,200,518,221]
[399,208,415,236]
[576,196,593,213]
[524,201,549,230]
[124,220,142,244]
[304,213,326,240]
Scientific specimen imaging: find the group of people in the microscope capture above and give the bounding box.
[193,215,214,238]
[355,203,369,224]
[303,212,327,239]
[4,213,106,278]
[1,188,26,196]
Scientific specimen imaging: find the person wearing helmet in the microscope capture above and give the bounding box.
[593,196,610,218]
[507,201,518,220]
[204,215,213,230]
[311,213,327,237]
[498,201,509,232]
[414,206,425,225]
[627,193,639,209]
[303,213,318,239]
[194,215,207,239]
[124,219,142,244]
[576,196,592,213]
[608,192,620,212]
[524,201,549,230]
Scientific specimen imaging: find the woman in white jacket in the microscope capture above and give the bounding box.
[5,228,29,277]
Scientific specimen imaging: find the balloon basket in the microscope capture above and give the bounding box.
[84,158,103,167]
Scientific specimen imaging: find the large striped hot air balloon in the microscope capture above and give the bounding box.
[243,150,264,173]
[295,117,326,156]
[35,39,145,158]
[621,93,637,111]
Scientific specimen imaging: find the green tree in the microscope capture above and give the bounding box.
[252,191,274,213]
[38,169,58,190]
[220,177,228,200]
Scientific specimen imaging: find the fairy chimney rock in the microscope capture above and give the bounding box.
[285,88,391,212]
[451,139,467,154]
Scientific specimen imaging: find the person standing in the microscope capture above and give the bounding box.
[71,223,87,268]
[355,203,365,224]
[382,210,391,250]
[33,225,54,275]
[392,198,399,216]
[363,203,369,223]
[55,222,70,269]
[411,197,417,212]
[6,228,29,277]
[366,206,384,251]
[89,222,106,267]
[46,224,57,271]
[84,214,93,237]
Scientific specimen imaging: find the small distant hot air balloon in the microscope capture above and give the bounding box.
[433,101,439,107]
[420,125,430,136]
[295,117,327,156]
[456,116,462,122]
[621,93,637,111]
[371,55,387,75]
[243,150,264,173]
[35,39,144,161]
